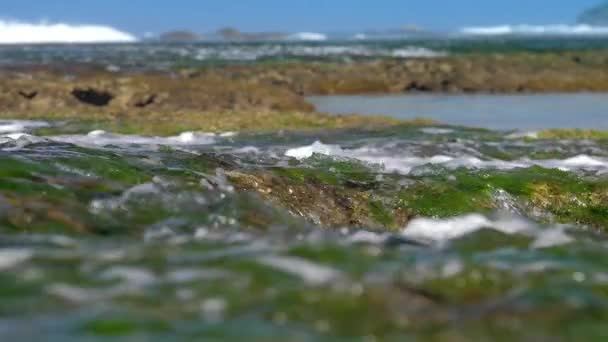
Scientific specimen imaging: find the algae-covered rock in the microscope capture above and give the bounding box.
[3,122,608,236]
[227,169,410,230]
[537,129,608,140]
[5,144,608,235]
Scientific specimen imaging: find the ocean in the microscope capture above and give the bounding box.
[2,36,608,69]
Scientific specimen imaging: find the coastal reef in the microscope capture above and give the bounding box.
[2,51,608,134]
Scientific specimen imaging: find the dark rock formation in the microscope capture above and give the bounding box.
[18,90,37,100]
[71,88,114,106]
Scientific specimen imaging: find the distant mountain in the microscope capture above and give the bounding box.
[216,27,286,41]
[578,2,608,25]
[159,31,201,42]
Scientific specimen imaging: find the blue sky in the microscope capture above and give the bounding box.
[1,0,603,34]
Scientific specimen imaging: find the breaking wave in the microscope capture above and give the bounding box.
[286,32,328,41]
[284,141,608,175]
[460,24,608,36]
[401,213,572,247]
[0,20,137,44]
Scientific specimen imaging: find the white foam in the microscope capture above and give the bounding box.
[0,132,49,150]
[257,255,342,285]
[2,133,35,141]
[532,228,573,249]
[178,44,446,61]
[461,24,608,36]
[368,154,608,174]
[538,155,607,169]
[391,47,447,58]
[506,131,539,140]
[99,266,156,287]
[402,214,534,242]
[50,130,217,147]
[401,213,572,248]
[0,120,49,133]
[284,142,608,174]
[0,249,33,270]
[420,127,454,135]
[286,32,328,41]
[347,230,389,244]
[285,141,343,160]
[0,20,136,44]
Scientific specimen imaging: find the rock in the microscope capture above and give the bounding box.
[228,170,410,230]
[71,88,114,106]
[2,53,608,133]
[18,90,37,100]
[438,63,453,74]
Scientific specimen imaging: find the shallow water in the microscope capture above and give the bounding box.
[3,120,608,340]
[310,93,608,130]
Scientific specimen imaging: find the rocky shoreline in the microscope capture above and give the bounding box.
[1,51,608,134]
[2,52,608,232]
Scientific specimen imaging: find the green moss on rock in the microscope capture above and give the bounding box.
[537,129,608,141]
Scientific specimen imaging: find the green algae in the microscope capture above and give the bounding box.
[4,139,608,235]
[399,175,495,217]
[369,200,395,226]
[54,154,149,186]
[537,129,608,140]
[275,156,378,188]
[0,150,158,234]
[235,151,608,229]
[5,110,406,137]
[396,167,608,227]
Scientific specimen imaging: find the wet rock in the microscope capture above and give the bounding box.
[404,81,432,92]
[228,170,409,230]
[134,94,157,108]
[18,90,37,100]
[0,52,607,133]
[71,88,114,106]
[438,63,453,73]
